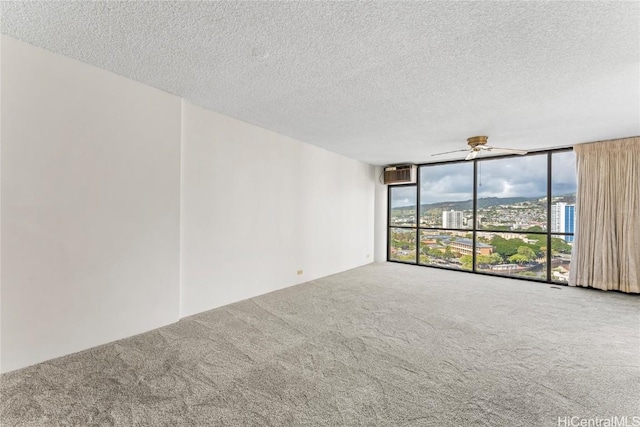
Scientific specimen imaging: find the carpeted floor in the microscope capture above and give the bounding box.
[1,263,639,426]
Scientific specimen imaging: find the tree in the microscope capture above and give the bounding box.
[508,246,536,264]
[396,253,415,262]
[427,247,443,258]
[491,236,521,258]
[516,246,536,260]
[478,236,491,244]
[526,234,544,244]
[508,253,530,264]
[551,237,572,254]
[476,254,493,268]
[460,255,473,270]
[489,253,503,264]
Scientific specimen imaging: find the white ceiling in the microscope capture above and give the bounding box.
[2,1,639,165]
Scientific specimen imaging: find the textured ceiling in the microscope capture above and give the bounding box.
[2,1,639,165]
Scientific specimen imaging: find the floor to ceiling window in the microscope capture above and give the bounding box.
[549,150,578,282]
[389,186,417,262]
[418,162,473,271]
[387,148,576,284]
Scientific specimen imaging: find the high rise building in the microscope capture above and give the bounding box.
[551,203,575,242]
[442,210,464,229]
[564,204,575,242]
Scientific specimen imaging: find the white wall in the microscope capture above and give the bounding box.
[1,37,378,372]
[1,36,182,373]
[180,102,375,316]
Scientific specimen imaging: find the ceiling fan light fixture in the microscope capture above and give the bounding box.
[467,136,488,147]
[431,135,528,160]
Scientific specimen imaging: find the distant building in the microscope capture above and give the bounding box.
[442,210,464,229]
[420,234,451,245]
[551,203,575,242]
[449,238,493,256]
[492,264,519,272]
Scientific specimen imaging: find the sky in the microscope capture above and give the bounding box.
[391,151,577,207]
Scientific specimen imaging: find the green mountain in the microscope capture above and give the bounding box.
[392,196,543,212]
[552,194,576,204]
[476,197,543,208]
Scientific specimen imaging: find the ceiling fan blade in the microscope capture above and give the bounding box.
[465,150,479,161]
[485,146,528,155]
[431,149,470,156]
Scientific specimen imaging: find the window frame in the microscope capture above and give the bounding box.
[386,147,575,284]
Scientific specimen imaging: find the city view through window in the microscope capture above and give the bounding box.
[389,150,576,283]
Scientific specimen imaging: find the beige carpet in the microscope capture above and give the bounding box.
[1,263,639,426]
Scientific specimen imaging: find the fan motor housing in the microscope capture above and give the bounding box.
[467,136,488,147]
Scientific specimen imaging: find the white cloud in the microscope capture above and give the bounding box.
[391,151,576,206]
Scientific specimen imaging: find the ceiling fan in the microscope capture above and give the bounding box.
[432,136,528,160]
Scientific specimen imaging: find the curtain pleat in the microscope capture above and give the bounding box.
[569,137,640,293]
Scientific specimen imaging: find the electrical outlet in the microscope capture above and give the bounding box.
[297,270,303,275]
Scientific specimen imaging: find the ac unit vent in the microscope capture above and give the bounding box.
[383,164,417,185]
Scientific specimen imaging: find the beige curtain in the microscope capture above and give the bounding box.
[569,137,640,293]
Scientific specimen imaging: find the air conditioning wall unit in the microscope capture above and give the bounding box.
[383,164,417,185]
